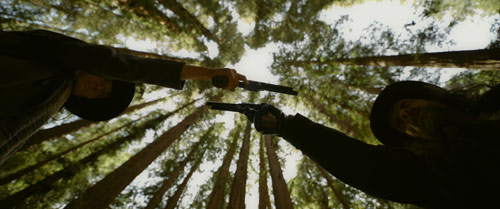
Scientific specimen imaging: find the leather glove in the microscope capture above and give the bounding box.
[254,104,285,135]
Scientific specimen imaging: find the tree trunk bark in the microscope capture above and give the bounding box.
[228,121,252,209]
[0,97,195,206]
[21,97,171,151]
[259,136,272,209]
[0,131,138,208]
[118,0,179,31]
[144,126,213,209]
[0,118,140,186]
[160,0,220,44]
[21,120,94,150]
[120,97,171,114]
[319,187,330,209]
[163,147,207,209]
[206,128,241,209]
[265,136,294,209]
[316,163,350,209]
[63,106,207,209]
[0,111,176,208]
[306,167,330,209]
[291,48,500,70]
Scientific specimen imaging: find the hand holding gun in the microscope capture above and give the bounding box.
[211,76,298,96]
[206,102,285,134]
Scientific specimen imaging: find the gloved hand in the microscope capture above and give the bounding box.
[253,104,286,135]
[209,68,248,91]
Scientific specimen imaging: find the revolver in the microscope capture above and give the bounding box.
[206,102,279,133]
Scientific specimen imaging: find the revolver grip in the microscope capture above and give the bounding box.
[212,76,229,88]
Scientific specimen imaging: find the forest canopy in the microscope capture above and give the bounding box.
[0,0,499,208]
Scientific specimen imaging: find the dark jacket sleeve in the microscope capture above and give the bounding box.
[0,30,185,89]
[280,114,457,209]
[478,84,500,113]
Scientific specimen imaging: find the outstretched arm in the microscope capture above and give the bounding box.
[0,30,246,90]
[253,105,456,208]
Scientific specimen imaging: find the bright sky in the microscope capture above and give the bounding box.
[123,0,499,208]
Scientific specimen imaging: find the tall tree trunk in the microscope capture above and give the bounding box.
[305,167,329,209]
[291,48,500,70]
[160,0,220,44]
[118,0,179,31]
[163,147,207,209]
[0,125,148,208]
[121,97,171,113]
[0,94,197,186]
[21,97,170,150]
[0,136,130,208]
[0,97,196,207]
[259,136,272,209]
[265,136,294,209]
[228,121,252,209]
[0,118,140,186]
[144,126,213,209]
[316,163,350,209]
[64,106,207,209]
[319,186,330,209]
[206,129,241,209]
[21,120,94,151]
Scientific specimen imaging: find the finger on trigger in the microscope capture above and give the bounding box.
[239,74,248,87]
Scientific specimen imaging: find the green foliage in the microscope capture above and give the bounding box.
[488,16,500,49]
[1,0,498,208]
[445,70,500,95]
[416,0,500,21]
[289,158,337,209]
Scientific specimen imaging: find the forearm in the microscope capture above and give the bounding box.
[280,114,452,207]
[280,114,404,187]
[478,84,500,113]
[180,65,213,81]
[61,40,186,89]
[1,30,185,89]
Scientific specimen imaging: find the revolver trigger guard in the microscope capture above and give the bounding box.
[243,109,255,121]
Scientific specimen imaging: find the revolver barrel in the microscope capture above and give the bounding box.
[243,81,298,95]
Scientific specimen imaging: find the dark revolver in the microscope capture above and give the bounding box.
[205,102,259,120]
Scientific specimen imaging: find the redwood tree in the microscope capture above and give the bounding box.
[206,127,241,209]
[64,106,207,209]
[0,118,139,186]
[259,136,272,209]
[316,163,350,209]
[0,113,168,208]
[265,135,294,209]
[21,96,173,151]
[289,48,500,71]
[163,146,207,209]
[227,121,252,209]
[144,126,213,209]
